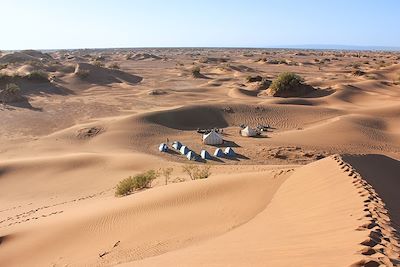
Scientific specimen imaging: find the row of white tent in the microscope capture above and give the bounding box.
[159,141,235,161]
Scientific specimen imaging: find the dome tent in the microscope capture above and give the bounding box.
[158,143,168,152]
[186,151,196,161]
[224,147,235,157]
[200,149,211,159]
[203,130,223,145]
[172,141,182,150]
[241,126,257,137]
[214,148,224,157]
[180,145,189,155]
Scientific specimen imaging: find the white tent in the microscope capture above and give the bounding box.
[200,149,211,159]
[172,141,182,150]
[240,126,257,137]
[203,130,223,145]
[224,147,235,157]
[180,145,189,155]
[158,143,168,152]
[186,151,196,161]
[214,148,224,157]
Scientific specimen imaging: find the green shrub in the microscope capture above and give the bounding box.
[182,165,211,180]
[26,70,49,82]
[269,72,304,95]
[115,170,159,197]
[191,66,201,77]
[132,170,158,189]
[115,177,135,196]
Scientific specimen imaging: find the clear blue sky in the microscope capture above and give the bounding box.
[2,0,399,50]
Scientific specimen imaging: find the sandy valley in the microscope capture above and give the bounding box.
[0,48,399,266]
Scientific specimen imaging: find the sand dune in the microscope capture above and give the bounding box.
[124,155,400,267]
[0,169,289,266]
[1,48,400,266]
[2,155,398,266]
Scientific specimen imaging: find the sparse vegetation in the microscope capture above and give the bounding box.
[182,165,211,180]
[191,66,201,77]
[108,62,120,69]
[268,72,304,96]
[0,83,21,106]
[75,69,90,79]
[115,170,159,197]
[161,167,173,185]
[26,70,49,82]
[246,75,263,83]
[92,60,104,67]
[351,69,366,76]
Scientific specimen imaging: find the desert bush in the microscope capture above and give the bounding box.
[115,177,135,196]
[75,69,90,79]
[108,62,120,69]
[26,70,49,82]
[351,69,365,76]
[182,165,211,180]
[269,72,304,96]
[191,66,201,77]
[1,83,21,106]
[194,166,211,179]
[256,77,272,90]
[161,167,173,185]
[92,60,104,67]
[132,170,158,189]
[246,75,262,83]
[115,169,159,197]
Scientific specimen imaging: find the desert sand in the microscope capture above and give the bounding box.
[0,48,399,266]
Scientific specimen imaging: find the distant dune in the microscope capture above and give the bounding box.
[0,48,399,266]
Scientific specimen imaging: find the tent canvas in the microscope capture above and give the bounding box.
[224,147,235,156]
[172,141,182,150]
[158,143,168,152]
[203,130,223,145]
[214,148,224,157]
[241,126,257,137]
[186,151,196,161]
[200,149,211,159]
[180,145,189,155]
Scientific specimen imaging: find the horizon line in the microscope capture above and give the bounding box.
[2,44,400,52]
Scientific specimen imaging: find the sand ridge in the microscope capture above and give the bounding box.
[1,48,400,266]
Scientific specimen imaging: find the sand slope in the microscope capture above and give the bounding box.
[1,155,398,266]
[0,170,288,267]
[125,155,400,267]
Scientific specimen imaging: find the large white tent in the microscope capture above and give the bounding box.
[202,130,223,145]
[240,126,257,137]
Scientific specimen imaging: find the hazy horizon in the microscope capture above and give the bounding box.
[1,0,400,50]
